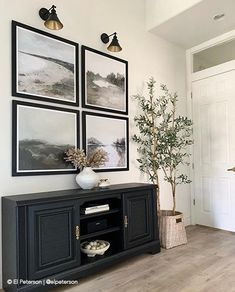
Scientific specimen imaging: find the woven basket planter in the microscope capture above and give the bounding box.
[159,210,187,249]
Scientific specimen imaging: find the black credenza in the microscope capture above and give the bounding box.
[2,183,160,291]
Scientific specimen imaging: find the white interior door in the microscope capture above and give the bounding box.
[193,61,235,232]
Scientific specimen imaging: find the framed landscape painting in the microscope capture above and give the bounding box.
[12,100,79,176]
[82,111,129,172]
[12,21,79,106]
[82,46,128,114]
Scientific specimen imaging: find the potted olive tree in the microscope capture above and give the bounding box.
[133,78,193,249]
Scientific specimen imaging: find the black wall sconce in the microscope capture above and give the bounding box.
[39,5,63,30]
[100,32,122,52]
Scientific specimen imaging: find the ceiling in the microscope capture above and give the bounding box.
[151,0,235,48]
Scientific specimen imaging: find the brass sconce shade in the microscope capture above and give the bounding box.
[39,5,63,30]
[101,32,122,52]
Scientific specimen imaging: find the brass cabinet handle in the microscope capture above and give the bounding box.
[227,167,235,172]
[124,216,128,228]
[75,226,80,240]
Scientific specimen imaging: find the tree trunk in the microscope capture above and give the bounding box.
[170,181,176,216]
[156,175,160,214]
[172,184,176,215]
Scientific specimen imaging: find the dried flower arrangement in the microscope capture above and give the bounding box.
[65,148,108,169]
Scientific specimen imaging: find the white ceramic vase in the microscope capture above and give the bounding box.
[76,167,99,190]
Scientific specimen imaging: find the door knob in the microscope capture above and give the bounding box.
[227,167,235,172]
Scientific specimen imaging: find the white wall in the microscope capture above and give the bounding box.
[146,0,203,30]
[0,0,189,286]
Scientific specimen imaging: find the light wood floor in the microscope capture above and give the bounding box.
[55,225,235,292]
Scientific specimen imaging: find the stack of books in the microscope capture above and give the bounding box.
[81,204,110,215]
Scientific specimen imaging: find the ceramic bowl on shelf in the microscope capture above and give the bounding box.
[81,240,110,257]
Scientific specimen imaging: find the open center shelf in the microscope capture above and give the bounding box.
[80,226,121,240]
[80,208,120,220]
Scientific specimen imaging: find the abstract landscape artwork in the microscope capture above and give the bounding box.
[12,21,79,105]
[83,112,129,171]
[12,101,79,176]
[82,46,128,114]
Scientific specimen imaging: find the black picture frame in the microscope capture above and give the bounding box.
[82,111,129,172]
[12,20,79,106]
[12,100,80,176]
[82,46,128,115]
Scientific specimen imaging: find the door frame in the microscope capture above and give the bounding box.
[186,29,235,225]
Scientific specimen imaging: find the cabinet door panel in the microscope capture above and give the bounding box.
[123,190,154,249]
[28,200,80,279]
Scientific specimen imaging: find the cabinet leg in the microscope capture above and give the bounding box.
[149,244,161,254]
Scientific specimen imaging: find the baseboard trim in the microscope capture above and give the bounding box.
[184,216,191,226]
